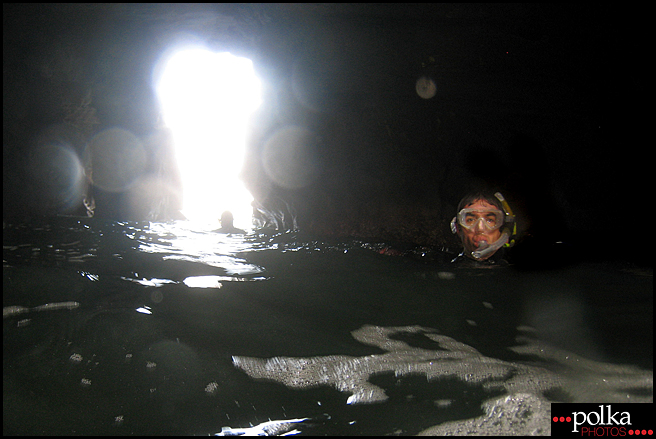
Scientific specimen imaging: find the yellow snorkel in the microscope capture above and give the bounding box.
[494,192,516,248]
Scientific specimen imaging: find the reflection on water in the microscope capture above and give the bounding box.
[129,220,270,279]
[3,217,653,435]
[3,301,80,318]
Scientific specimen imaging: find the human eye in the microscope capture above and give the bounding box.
[485,213,498,225]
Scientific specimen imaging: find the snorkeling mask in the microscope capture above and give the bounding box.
[455,208,504,232]
[450,192,516,260]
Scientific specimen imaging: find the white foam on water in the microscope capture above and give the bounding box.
[215,417,308,436]
[233,324,652,435]
[417,393,551,436]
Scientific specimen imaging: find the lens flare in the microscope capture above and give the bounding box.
[27,142,86,214]
[262,125,320,189]
[416,76,437,99]
[89,128,146,192]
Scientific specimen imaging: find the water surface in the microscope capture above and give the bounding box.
[3,217,652,435]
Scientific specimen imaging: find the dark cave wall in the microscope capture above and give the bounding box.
[242,8,572,246]
[3,5,185,220]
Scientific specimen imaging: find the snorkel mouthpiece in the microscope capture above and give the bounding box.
[471,231,510,260]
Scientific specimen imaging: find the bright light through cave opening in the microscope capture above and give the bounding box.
[155,47,262,228]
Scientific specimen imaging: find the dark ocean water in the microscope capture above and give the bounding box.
[3,217,652,435]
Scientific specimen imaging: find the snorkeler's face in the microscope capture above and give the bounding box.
[457,199,502,260]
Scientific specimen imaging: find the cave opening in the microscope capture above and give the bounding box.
[154,46,262,229]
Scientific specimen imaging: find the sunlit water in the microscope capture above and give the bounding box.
[3,217,652,435]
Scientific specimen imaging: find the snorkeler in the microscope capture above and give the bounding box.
[450,191,516,266]
[215,211,246,234]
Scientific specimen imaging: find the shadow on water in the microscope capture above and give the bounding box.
[3,217,653,435]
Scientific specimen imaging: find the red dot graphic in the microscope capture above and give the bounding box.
[566,417,571,422]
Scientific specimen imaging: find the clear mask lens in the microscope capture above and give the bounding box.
[457,208,504,231]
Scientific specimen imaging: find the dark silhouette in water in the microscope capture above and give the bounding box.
[215,211,246,234]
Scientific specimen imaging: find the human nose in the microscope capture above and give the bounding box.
[473,217,486,232]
